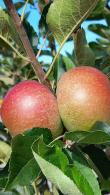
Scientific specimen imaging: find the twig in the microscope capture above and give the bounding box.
[4,0,51,88]
[36,33,49,59]
[49,135,64,146]
[21,0,29,22]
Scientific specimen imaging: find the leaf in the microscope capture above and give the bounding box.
[62,56,75,70]
[65,130,110,144]
[23,18,38,48]
[33,137,68,170]
[0,9,28,61]
[1,185,34,195]
[5,135,39,190]
[46,0,99,44]
[32,139,82,195]
[87,0,106,20]
[14,2,24,10]
[0,192,17,195]
[0,122,11,144]
[0,75,14,85]
[0,141,11,167]
[73,28,95,66]
[64,122,110,144]
[89,42,106,59]
[0,164,9,189]
[92,121,110,134]
[101,179,110,192]
[23,127,53,144]
[0,177,8,189]
[52,186,59,195]
[88,24,110,40]
[83,145,110,179]
[39,3,51,33]
[53,55,66,81]
[65,149,101,195]
[6,128,53,190]
[26,0,34,5]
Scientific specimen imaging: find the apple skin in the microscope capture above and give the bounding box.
[1,80,63,137]
[57,66,110,132]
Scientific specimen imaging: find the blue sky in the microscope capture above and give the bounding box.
[0,0,106,63]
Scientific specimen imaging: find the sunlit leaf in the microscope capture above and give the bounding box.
[47,0,99,44]
[32,138,82,195]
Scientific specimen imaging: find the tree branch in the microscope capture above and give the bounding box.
[4,0,51,88]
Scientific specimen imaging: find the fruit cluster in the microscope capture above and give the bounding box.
[1,66,110,137]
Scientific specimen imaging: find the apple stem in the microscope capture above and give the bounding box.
[4,0,51,89]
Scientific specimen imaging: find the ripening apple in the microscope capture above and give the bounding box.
[1,80,63,137]
[57,66,110,132]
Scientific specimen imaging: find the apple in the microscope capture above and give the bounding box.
[1,80,63,137]
[57,66,110,132]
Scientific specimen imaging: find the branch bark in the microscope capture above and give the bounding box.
[4,0,51,88]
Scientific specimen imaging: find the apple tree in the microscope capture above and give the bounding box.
[0,0,110,194]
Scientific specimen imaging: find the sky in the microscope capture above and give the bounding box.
[0,0,107,63]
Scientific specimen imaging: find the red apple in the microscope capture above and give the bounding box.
[1,80,63,137]
[57,66,110,132]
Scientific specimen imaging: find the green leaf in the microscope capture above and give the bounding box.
[0,163,9,189]
[1,185,34,195]
[46,0,99,44]
[39,3,50,33]
[74,28,95,66]
[83,145,110,179]
[14,2,24,10]
[23,127,53,144]
[54,55,66,81]
[65,130,110,144]
[101,179,110,191]
[89,42,107,60]
[33,137,68,170]
[87,0,106,20]
[6,128,53,190]
[52,186,59,195]
[0,192,17,195]
[5,137,38,189]
[62,56,75,70]
[27,0,34,5]
[92,121,110,134]
[0,9,28,61]
[0,141,11,166]
[32,138,82,195]
[0,177,8,189]
[23,18,38,48]
[65,122,110,144]
[65,149,101,195]
[88,24,110,40]
[0,75,14,85]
